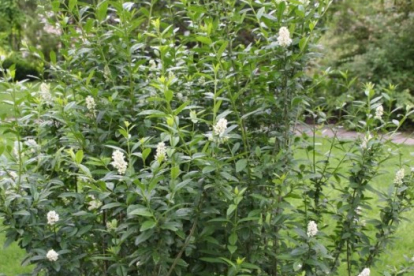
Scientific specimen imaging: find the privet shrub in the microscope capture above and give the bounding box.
[0,1,413,276]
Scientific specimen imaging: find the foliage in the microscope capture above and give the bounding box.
[0,0,25,51]
[1,53,42,81]
[319,0,414,95]
[0,0,60,73]
[310,70,414,129]
[0,1,414,276]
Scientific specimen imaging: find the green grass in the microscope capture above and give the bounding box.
[0,221,33,275]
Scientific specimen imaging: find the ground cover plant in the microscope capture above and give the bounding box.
[0,1,414,276]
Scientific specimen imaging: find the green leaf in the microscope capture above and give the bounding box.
[96,1,109,21]
[202,166,215,174]
[171,166,180,180]
[135,230,153,245]
[128,208,153,217]
[227,245,237,254]
[140,220,157,231]
[299,37,308,52]
[142,148,151,162]
[68,0,77,11]
[217,41,228,58]
[309,21,316,31]
[200,257,225,264]
[293,260,302,271]
[77,225,93,237]
[227,204,237,217]
[236,159,247,172]
[160,222,180,232]
[229,232,238,245]
[196,36,212,45]
[256,7,265,20]
[52,0,60,12]
[50,51,56,64]
[75,150,84,164]
[101,202,123,210]
[84,18,94,33]
[165,89,173,102]
[138,110,167,117]
[277,2,286,21]
[13,210,30,216]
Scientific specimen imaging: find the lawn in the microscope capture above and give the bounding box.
[0,221,33,275]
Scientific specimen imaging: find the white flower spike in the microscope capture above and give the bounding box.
[85,96,96,114]
[155,142,167,162]
[375,105,383,120]
[307,220,318,237]
[213,118,228,137]
[277,27,292,47]
[111,150,128,174]
[394,168,405,186]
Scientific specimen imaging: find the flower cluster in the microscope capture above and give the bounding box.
[357,268,370,276]
[85,96,96,115]
[375,105,384,120]
[307,220,318,237]
[213,118,227,136]
[149,59,161,71]
[394,168,405,186]
[111,150,128,175]
[9,171,18,180]
[47,211,59,225]
[277,27,292,47]
[360,133,372,150]
[25,139,39,153]
[210,118,230,144]
[198,76,206,86]
[155,142,167,162]
[40,83,53,104]
[299,0,310,5]
[87,195,102,211]
[46,249,59,262]
[12,141,23,160]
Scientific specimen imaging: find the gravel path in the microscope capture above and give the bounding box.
[295,124,414,146]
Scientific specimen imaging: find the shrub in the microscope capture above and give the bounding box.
[1,53,41,81]
[0,1,413,276]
